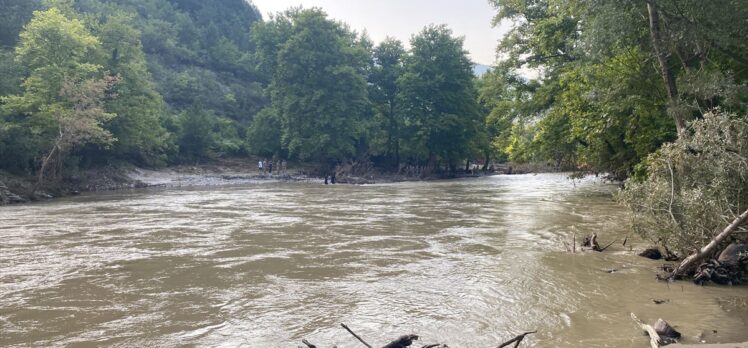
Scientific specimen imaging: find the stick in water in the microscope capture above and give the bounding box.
[497,331,537,348]
[340,323,373,348]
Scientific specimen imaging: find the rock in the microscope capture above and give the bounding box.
[718,244,748,266]
[639,248,663,260]
[654,318,681,339]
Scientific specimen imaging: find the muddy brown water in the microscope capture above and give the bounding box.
[1,174,746,347]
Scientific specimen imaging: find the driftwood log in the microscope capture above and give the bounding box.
[496,331,536,348]
[631,313,680,348]
[341,323,373,348]
[581,233,617,252]
[317,324,535,348]
[671,208,748,279]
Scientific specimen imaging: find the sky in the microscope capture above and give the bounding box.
[249,0,511,66]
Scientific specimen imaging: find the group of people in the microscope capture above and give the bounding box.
[258,159,287,176]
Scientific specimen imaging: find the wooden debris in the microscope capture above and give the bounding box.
[302,327,535,348]
[341,323,373,348]
[582,233,605,251]
[301,339,317,348]
[631,314,680,347]
[693,259,744,285]
[631,313,664,348]
[671,208,748,278]
[496,331,537,348]
[382,334,419,348]
[599,239,618,252]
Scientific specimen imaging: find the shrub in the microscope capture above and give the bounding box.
[618,110,748,257]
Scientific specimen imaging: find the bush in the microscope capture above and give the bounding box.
[618,110,748,257]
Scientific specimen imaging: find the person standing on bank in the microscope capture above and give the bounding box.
[258,159,263,174]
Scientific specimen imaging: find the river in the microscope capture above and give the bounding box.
[1,174,746,347]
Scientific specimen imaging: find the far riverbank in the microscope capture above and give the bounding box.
[0,158,512,205]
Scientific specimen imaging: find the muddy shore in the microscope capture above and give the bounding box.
[0,158,499,205]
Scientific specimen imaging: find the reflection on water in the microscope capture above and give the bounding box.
[0,174,746,347]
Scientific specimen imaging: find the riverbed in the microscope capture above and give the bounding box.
[1,174,746,347]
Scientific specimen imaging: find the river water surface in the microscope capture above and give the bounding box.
[1,174,747,347]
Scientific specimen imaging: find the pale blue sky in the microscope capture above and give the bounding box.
[249,0,510,65]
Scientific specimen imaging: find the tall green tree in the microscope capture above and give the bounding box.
[94,13,171,164]
[252,8,371,168]
[397,25,482,171]
[1,7,112,181]
[369,37,405,168]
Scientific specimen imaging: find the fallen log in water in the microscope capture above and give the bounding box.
[631,313,665,348]
[496,331,537,348]
[671,208,748,279]
[631,313,680,347]
[306,323,536,348]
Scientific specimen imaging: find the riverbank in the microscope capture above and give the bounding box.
[0,158,503,205]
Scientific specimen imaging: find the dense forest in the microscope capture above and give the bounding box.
[0,0,747,185]
[0,0,484,180]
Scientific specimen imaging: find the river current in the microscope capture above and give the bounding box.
[1,174,746,347]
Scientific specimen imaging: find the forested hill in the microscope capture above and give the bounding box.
[2,0,746,189]
[1,0,265,168]
[1,0,486,179]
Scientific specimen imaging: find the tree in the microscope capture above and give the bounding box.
[177,103,215,161]
[1,7,112,183]
[618,110,748,259]
[36,75,119,185]
[397,25,482,171]
[94,13,171,164]
[369,37,405,168]
[253,8,370,169]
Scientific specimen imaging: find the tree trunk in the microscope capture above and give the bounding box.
[646,0,686,135]
[672,208,748,278]
[36,141,61,190]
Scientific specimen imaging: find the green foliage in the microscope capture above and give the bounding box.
[253,8,370,165]
[1,7,105,174]
[397,25,483,168]
[618,110,748,255]
[0,0,42,47]
[369,37,405,167]
[246,107,283,158]
[94,13,170,164]
[484,0,748,177]
[177,103,214,160]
